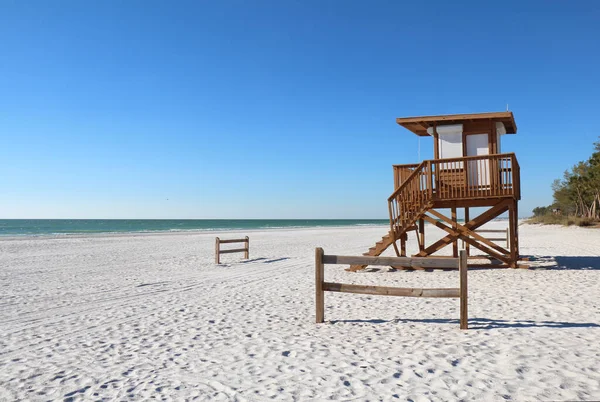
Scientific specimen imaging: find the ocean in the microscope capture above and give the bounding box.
[0,219,390,237]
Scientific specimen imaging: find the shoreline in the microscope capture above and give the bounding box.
[0,223,391,241]
[0,217,517,240]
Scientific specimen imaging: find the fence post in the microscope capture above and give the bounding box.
[459,249,468,330]
[215,237,220,264]
[315,247,325,323]
[244,236,249,259]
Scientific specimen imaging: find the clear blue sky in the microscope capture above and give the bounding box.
[1,1,599,218]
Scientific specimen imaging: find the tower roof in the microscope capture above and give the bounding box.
[396,111,517,136]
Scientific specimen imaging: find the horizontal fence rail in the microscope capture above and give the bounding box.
[315,249,468,329]
[215,236,249,264]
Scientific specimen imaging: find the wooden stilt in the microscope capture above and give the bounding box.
[418,218,425,252]
[464,207,470,257]
[400,233,407,257]
[513,200,520,260]
[452,207,458,258]
[508,201,518,267]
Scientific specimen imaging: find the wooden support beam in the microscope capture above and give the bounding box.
[452,207,458,258]
[427,209,512,257]
[508,200,518,268]
[464,207,470,256]
[422,215,511,265]
[400,233,407,256]
[419,218,425,252]
[513,201,519,251]
[416,199,510,257]
[427,207,512,256]
[392,239,401,257]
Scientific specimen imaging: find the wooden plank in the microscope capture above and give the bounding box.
[323,282,460,298]
[217,238,248,244]
[219,248,248,254]
[215,237,220,264]
[315,248,324,323]
[322,254,459,269]
[433,198,512,209]
[459,250,468,330]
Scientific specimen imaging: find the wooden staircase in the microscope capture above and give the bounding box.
[348,161,435,272]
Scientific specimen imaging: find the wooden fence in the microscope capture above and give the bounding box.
[315,249,468,329]
[215,236,249,264]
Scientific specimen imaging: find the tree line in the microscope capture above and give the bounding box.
[533,138,600,220]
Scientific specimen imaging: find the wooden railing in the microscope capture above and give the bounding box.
[392,153,520,200]
[389,153,520,235]
[393,163,420,189]
[388,161,431,235]
[433,153,519,200]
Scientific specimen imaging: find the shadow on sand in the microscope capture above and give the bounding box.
[329,317,600,329]
[238,257,290,264]
[526,255,600,270]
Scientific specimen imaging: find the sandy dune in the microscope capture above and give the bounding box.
[1,222,599,401]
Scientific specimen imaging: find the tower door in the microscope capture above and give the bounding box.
[466,134,489,187]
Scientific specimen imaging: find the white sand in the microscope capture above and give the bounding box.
[1,222,600,401]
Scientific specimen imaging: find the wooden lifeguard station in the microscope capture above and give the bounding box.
[350,111,521,270]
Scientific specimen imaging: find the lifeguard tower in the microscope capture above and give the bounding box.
[350,111,521,270]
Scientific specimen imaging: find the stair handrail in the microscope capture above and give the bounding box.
[387,161,427,202]
[387,160,430,235]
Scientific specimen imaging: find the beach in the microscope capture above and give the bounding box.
[1,222,599,401]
